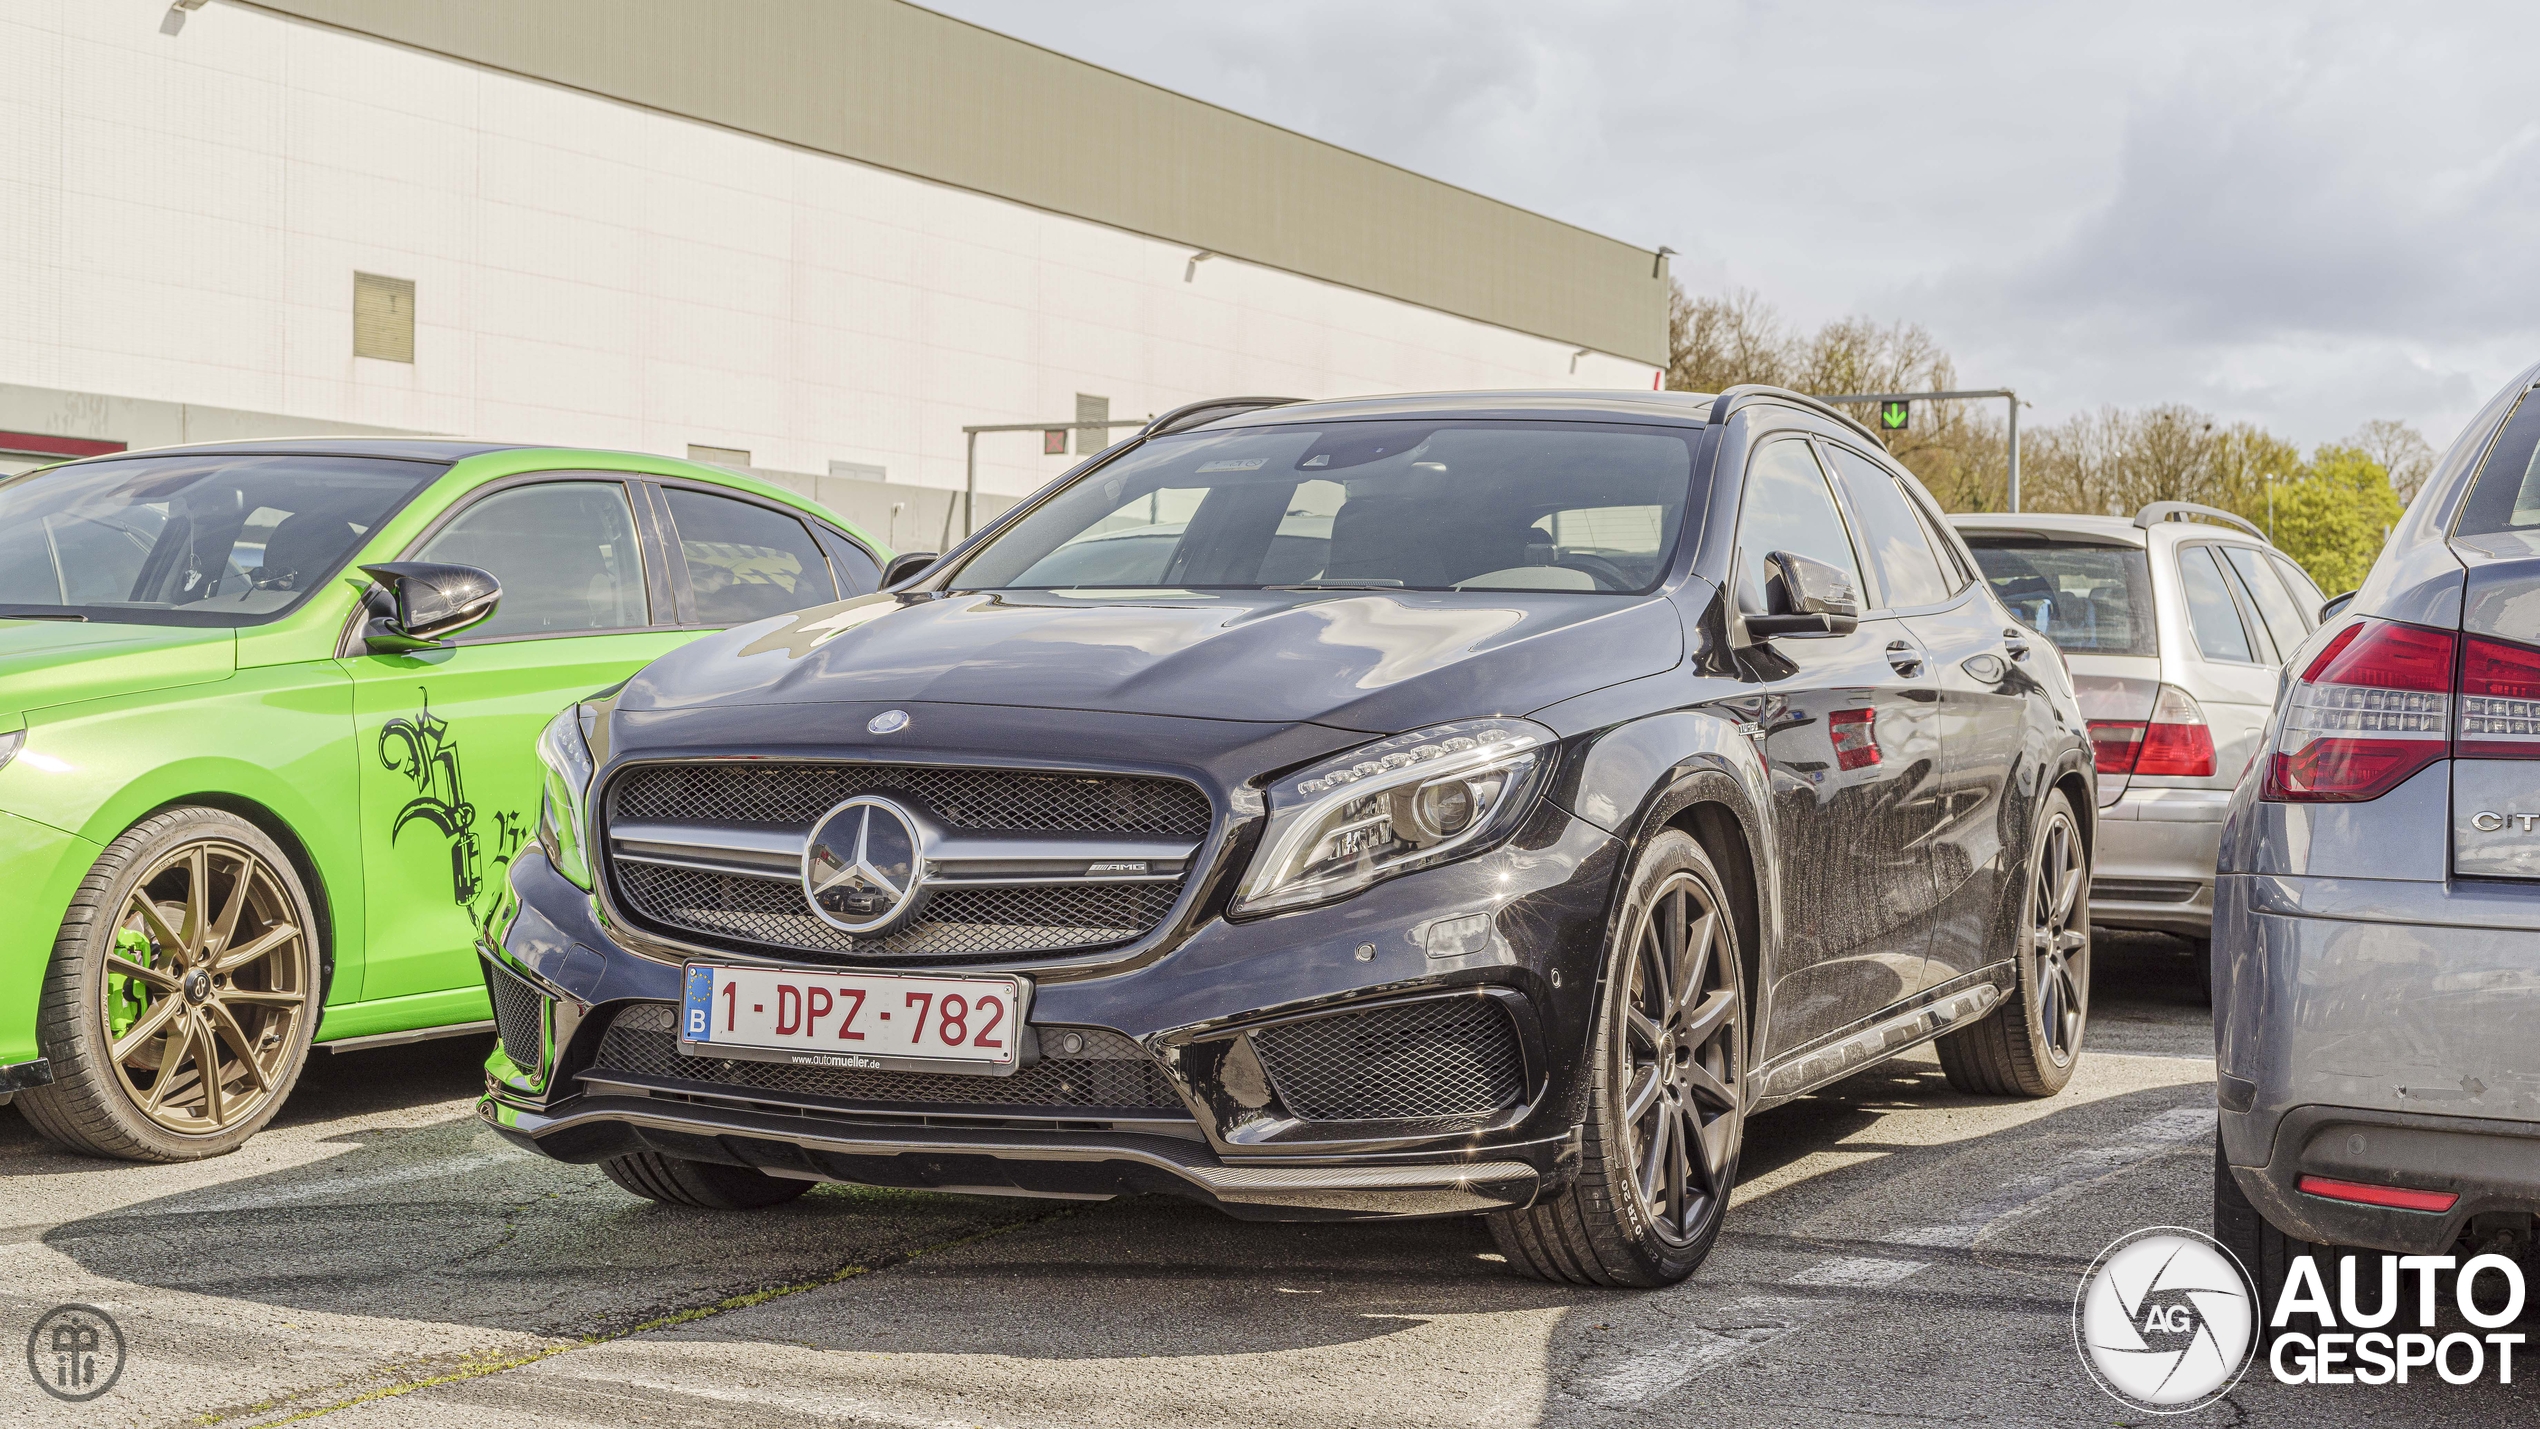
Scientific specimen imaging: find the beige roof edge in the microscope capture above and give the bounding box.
[237,0,1670,364]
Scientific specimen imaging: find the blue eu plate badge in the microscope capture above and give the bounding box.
[682,965,715,1041]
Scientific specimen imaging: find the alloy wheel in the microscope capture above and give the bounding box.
[1620,871,1743,1245]
[100,839,310,1135]
[2030,809,2087,1065]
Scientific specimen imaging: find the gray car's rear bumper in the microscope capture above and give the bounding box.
[2214,870,2540,1253]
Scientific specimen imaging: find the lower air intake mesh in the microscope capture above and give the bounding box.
[1248,996,1526,1122]
[486,961,548,1074]
[588,1002,1187,1115]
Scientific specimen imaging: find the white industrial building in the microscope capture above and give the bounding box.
[0,0,1671,548]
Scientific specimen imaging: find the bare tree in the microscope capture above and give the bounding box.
[1666,285,1790,394]
[2349,418,2437,503]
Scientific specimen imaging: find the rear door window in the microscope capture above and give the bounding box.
[2177,544,2258,663]
[1823,444,1952,609]
[2269,552,2326,613]
[662,488,839,624]
[2221,545,2312,655]
[1964,541,2154,655]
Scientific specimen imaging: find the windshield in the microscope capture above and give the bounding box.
[0,453,447,626]
[1964,539,2156,656]
[953,420,1699,594]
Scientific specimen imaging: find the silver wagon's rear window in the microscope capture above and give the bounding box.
[1964,540,2156,656]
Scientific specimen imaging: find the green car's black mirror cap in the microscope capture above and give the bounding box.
[358,561,501,651]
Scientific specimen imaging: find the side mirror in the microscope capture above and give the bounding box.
[2319,590,2357,623]
[359,562,501,652]
[1746,551,1860,638]
[880,551,940,589]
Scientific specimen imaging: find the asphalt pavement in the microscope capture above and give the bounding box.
[5,931,2531,1427]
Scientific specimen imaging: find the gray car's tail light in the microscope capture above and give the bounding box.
[2263,619,2454,802]
[2458,634,2540,758]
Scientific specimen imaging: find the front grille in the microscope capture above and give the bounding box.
[1249,996,1526,1122]
[605,760,1211,964]
[587,1002,1187,1116]
[611,762,1211,838]
[487,961,548,1074]
[616,861,1182,961]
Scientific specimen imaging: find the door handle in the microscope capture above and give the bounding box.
[2003,627,2032,660]
[1885,639,1924,677]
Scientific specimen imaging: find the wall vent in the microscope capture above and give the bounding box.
[352,272,415,363]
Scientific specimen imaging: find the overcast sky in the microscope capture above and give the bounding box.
[927,0,2540,452]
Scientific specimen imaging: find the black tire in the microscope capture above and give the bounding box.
[18,807,321,1162]
[2213,1136,2324,1345]
[1937,789,2088,1097]
[1489,830,1744,1287]
[600,1150,814,1210]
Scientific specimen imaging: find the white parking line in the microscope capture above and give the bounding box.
[1578,1100,2216,1409]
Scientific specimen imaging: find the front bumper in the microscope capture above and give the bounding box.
[2090,786,2228,935]
[2215,871,2540,1252]
[482,788,1621,1220]
[479,1092,1549,1220]
[0,809,103,1069]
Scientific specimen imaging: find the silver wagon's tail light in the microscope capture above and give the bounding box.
[2089,684,2215,778]
[2263,619,2454,802]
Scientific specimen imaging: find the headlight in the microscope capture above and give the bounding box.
[1233,717,1554,916]
[0,729,22,774]
[536,703,600,889]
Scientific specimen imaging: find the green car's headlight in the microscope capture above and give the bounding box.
[1233,717,1554,917]
[0,729,22,774]
[536,703,600,889]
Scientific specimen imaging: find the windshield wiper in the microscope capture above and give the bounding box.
[1273,579,1405,591]
[0,610,88,621]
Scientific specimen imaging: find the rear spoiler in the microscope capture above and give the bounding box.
[2134,501,2265,540]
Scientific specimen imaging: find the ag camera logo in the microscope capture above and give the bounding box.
[2073,1227,2256,1413]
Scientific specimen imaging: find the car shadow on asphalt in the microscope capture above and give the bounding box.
[17,938,2232,1384]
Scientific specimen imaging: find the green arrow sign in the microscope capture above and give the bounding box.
[1879,400,1910,431]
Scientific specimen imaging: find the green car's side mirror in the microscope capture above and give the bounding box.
[358,561,501,652]
[880,551,940,589]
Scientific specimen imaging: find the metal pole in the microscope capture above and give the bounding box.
[2006,392,2020,515]
[963,430,978,543]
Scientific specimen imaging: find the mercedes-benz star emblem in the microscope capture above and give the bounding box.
[803,795,924,934]
[867,709,910,734]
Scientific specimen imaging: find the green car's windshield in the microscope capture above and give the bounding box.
[0,453,447,626]
[952,420,1699,594]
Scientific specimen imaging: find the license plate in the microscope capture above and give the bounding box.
[679,963,1030,1075]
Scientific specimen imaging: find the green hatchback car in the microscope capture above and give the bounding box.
[0,438,891,1160]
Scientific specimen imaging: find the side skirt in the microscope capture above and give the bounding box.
[1748,964,2014,1112]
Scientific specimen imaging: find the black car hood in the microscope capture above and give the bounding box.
[618,588,1687,733]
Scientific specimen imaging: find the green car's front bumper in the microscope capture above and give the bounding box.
[0,807,101,1075]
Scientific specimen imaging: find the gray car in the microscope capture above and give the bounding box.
[2213,360,2540,1322]
[1952,506,2326,959]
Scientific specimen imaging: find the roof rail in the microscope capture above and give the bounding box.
[2133,501,2265,540]
[1703,384,1887,447]
[1141,396,1304,437]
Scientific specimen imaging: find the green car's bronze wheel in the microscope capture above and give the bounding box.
[18,807,320,1161]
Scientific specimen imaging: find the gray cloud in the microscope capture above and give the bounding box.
[925,1,2540,449]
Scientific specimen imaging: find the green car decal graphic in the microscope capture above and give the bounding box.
[377,689,527,934]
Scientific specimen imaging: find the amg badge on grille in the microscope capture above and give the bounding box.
[803,795,925,934]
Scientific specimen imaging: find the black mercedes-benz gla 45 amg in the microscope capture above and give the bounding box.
[482,385,2097,1287]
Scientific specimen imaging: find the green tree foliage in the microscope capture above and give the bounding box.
[1663,282,2428,589]
[2268,445,2405,594]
